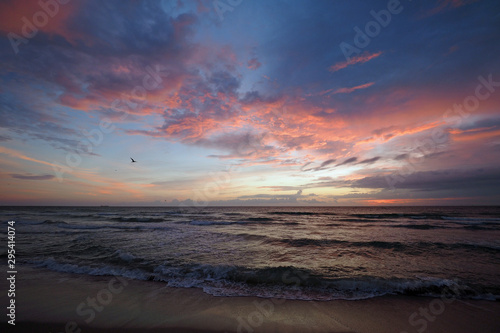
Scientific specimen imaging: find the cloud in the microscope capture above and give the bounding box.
[320,82,375,96]
[329,52,382,73]
[166,197,325,206]
[1,0,499,205]
[357,156,380,165]
[0,89,83,154]
[10,173,55,181]
[394,153,409,161]
[372,126,398,137]
[259,186,303,191]
[0,146,62,169]
[422,0,479,17]
[302,158,337,172]
[247,58,261,70]
[448,116,500,142]
[318,159,336,169]
[200,132,275,159]
[209,71,241,95]
[238,188,305,200]
[336,157,358,167]
[0,0,80,44]
[352,168,500,193]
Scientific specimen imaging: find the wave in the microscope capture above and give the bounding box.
[326,223,344,227]
[389,224,448,230]
[246,217,275,222]
[268,211,322,216]
[113,250,137,262]
[6,219,71,226]
[190,220,236,226]
[277,238,408,251]
[30,258,152,280]
[441,216,500,221]
[335,218,382,223]
[349,213,445,220]
[235,233,271,242]
[189,219,274,226]
[41,219,68,225]
[441,216,500,225]
[55,223,172,232]
[271,237,500,254]
[463,225,498,231]
[27,259,498,301]
[110,217,166,223]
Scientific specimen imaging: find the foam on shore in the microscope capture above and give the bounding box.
[1,266,499,333]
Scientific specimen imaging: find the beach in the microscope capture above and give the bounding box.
[1,266,499,333]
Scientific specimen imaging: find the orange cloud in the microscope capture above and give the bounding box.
[355,121,443,146]
[450,128,500,142]
[361,197,474,205]
[329,51,382,73]
[0,146,60,169]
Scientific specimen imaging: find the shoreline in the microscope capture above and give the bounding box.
[1,266,499,333]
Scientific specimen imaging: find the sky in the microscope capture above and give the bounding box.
[0,0,499,206]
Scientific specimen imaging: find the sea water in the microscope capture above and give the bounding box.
[1,206,499,301]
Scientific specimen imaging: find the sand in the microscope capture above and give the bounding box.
[1,267,499,333]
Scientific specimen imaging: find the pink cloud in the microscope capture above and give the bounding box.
[247,58,262,70]
[421,0,479,17]
[329,52,382,73]
[330,82,375,95]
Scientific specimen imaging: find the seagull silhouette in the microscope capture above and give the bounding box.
[130,157,137,163]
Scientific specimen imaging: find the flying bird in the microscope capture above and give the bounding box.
[130,157,137,163]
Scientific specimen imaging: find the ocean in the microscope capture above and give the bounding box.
[2,206,499,301]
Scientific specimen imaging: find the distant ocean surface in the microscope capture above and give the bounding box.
[2,206,500,301]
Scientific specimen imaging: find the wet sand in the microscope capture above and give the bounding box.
[1,267,499,332]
